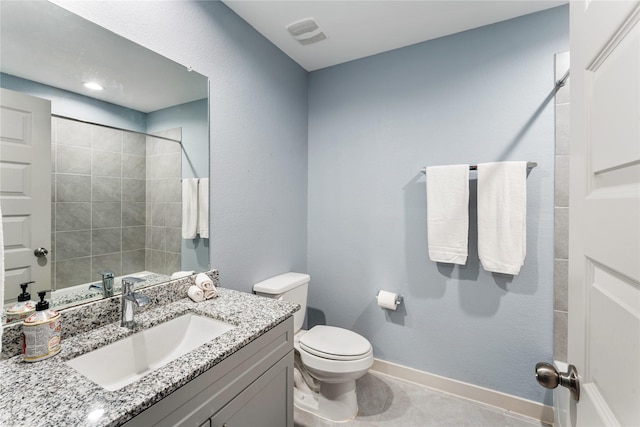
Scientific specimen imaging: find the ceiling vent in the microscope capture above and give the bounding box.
[286,18,327,45]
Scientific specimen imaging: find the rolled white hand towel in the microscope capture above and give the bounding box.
[195,273,214,291]
[188,285,205,302]
[171,270,195,280]
[204,288,218,300]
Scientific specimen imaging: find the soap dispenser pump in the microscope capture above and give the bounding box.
[22,290,62,362]
[6,281,36,323]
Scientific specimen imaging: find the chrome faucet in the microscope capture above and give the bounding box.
[121,277,150,329]
[89,270,115,297]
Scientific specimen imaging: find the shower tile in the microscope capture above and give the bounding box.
[151,203,166,226]
[150,226,166,251]
[122,179,145,202]
[56,202,91,231]
[122,249,146,275]
[51,232,56,262]
[122,202,146,226]
[122,226,146,251]
[93,176,122,202]
[51,118,58,144]
[56,174,91,202]
[55,230,91,261]
[554,259,569,312]
[92,150,121,177]
[555,103,570,156]
[123,132,146,156]
[166,178,181,203]
[554,310,568,362]
[57,119,92,148]
[148,249,166,273]
[165,252,181,275]
[162,153,182,178]
[554,155,569,208]
[165,203,182,227]
[55,257,91,290]
[92,228,122,255]
[92,253,122,278]
[92,202,122,229]
[146,155,161,180]
[92,126,122,153]
[122,154,145,180]
[51,143,57,173]
[147,179,167,203]
[57,145,91,175]
[554,208,569,259]
[166,227,181,253]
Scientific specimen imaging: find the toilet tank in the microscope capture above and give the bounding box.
[253,272,309,333]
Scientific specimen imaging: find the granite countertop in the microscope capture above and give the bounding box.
[0,286,298,427]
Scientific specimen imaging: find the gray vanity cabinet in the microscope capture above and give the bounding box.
[123,317,294,427]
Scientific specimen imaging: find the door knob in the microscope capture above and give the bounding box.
[535,362,580,402]
[34,247,49,258]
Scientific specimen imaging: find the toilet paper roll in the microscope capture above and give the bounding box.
[377,290,399,310]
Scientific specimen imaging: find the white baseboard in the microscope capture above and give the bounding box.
[370,358,554,425]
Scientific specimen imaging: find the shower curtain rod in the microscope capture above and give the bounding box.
[420,162,537,174]
[51,114,183,144]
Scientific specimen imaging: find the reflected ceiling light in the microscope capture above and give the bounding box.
[83,81,104,91]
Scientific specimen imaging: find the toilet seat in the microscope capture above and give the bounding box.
[299,325,372,361]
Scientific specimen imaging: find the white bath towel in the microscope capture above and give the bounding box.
[181,178,199,239]
[477,161,527,275]
[426,164,470,265]
[195,272,215,291]
[197,178,209,239]
[187,285,205,303]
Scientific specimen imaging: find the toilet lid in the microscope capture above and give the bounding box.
[299,325,372,361]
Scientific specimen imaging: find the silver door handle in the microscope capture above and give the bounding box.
[34,247,49,258]
[535,362,580,401]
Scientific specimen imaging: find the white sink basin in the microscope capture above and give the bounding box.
[66,313,236,391]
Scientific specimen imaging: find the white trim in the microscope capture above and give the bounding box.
[370,358,554,425]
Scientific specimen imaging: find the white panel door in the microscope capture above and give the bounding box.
[0,88,51,302]
[569,1,640,426]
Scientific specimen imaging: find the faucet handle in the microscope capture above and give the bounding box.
[122,276,144,293]
[98,270,115,279]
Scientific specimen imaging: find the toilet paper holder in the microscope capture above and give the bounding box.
[376,290,404,306]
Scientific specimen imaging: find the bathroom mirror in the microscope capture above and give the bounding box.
[0,1,209,315]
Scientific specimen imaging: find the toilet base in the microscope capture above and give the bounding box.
[294,375,359,422]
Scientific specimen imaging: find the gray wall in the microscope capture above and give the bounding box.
[307,6,568,404]
[54,0,309,291]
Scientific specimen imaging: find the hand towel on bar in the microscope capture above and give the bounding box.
[197,178,209,239]
[181,178,198,239]
[477,161,527,275]
[195,272,215,290]
[187,285,205,302]
[426,164,470,265]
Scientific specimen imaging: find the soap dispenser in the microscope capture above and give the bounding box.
[22,290,62,362]
[6,281,36,323]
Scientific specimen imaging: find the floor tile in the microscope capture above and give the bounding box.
[293,372,550,427]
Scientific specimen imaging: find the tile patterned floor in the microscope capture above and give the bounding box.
[294,372,551,427]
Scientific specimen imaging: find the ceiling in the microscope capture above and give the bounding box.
[222,0,567,71]
[0,1,207,113]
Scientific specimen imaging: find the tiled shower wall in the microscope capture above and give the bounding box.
[145,128,182,276]
[51,118,181,289]
[554,51,570,362]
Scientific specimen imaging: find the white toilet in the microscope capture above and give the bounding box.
[254,272,373,422]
